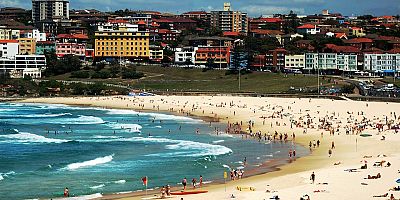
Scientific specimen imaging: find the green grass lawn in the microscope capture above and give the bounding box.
[44,66,343,94]
[381,77,400,87]
[134,66,335,93]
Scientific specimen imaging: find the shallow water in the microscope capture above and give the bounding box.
[0,103,307,199]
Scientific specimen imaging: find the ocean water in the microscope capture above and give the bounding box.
[0,103,307,199]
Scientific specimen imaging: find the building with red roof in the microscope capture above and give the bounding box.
[249,17,284,32]
[297,24,321,35]
[344,38,373,50]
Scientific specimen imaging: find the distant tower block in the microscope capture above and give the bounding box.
[322,9,329,15]
[224,2,231,11]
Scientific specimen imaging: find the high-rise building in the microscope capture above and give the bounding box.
[32,0,70,23]
[210,3,248,34]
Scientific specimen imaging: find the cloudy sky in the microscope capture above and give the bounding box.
[2,0,400,16]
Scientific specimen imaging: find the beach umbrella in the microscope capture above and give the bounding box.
[360,133,372,137]
[396,179,400,184]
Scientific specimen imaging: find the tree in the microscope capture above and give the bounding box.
[206,58,215,69]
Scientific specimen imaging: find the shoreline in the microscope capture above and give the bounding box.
[16,95,400,200]
[6,99,304,200]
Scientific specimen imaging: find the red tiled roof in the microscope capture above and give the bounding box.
[251,29,284,35]
[183,11,208,15]
[325,44,360,53]
[351,27,362,30]
[137,20,146,25]
[0,40,18,43]
[387,48,400,54]
[297,24,316,29]
[154,17,196,23]
[108,19,128,24]
[251,18,282,23]
[56,34,89,40]
[335,32,347,39]
[223,31,240,36]
[344,37,373,43]
[381,15,394,19]
[363,47,384,53]
[157,29,174,34]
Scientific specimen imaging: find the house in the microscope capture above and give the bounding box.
[188,36,233,47]
[349,27,366,37]
[324,44,360,54]
[265,48,287,71]
[249,29,284,39]
[297,24,321,35]
[295,40,315,51]
[344,38,373,50]
[249,17,284,32]
[36,41,56,54]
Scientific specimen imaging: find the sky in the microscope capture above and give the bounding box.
[2,0,400,17]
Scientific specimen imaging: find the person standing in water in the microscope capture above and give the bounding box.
[199,175,203,188]
[182,177,187,190]
[64,187,69,197]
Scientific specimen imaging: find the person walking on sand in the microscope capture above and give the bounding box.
[192,178,197,189]
[331,141,335,149]
[182,177,187,190]
[328,149,332,157]
[161,186,166,198]
[199,175,203,188]
[310,172,315,184]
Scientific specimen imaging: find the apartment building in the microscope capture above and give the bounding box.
[94,23,150,61]
[285,54,305,69]
[0,40,19,58]
[18,38,36,55]
[32,0,70,23]
[0,55,46,78]
[210,3,248,34]
[305,53,357,72]
[195,46,231,68]
[0,27,20,40]
[174,47,198,65]
[364,53,400,73]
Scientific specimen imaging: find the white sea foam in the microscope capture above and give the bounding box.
[90,184,105,190]
[0,132,69,144]
[222,164,231,170]
[93,135,120,139]
[155,126,162,128]
[212,140,224,144]
[0,113,72,118]
[164,140,232,157]
[0,108,17,112]
[0,175,3,181]
[0,171,16,180]
[114,180,126,184]
[64,154,114,170]
[106,109,139,115]
[107,123,142,132]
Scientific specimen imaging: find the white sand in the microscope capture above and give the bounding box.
[20,96,400,200]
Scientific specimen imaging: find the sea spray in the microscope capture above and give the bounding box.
[64,154,114,170]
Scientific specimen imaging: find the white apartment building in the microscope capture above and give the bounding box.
[174,47,198,64]
[26,29,46,42]
[0,55,46,78]
[364,53,400,73]
[285,54,305,69]
[0,40,19,59]
[305,53,357,72]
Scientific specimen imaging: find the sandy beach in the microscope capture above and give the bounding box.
[19,95,400,200]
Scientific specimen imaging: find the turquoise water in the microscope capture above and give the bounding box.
[0,103,306,199]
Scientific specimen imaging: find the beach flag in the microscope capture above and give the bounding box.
[142,176,148,186]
